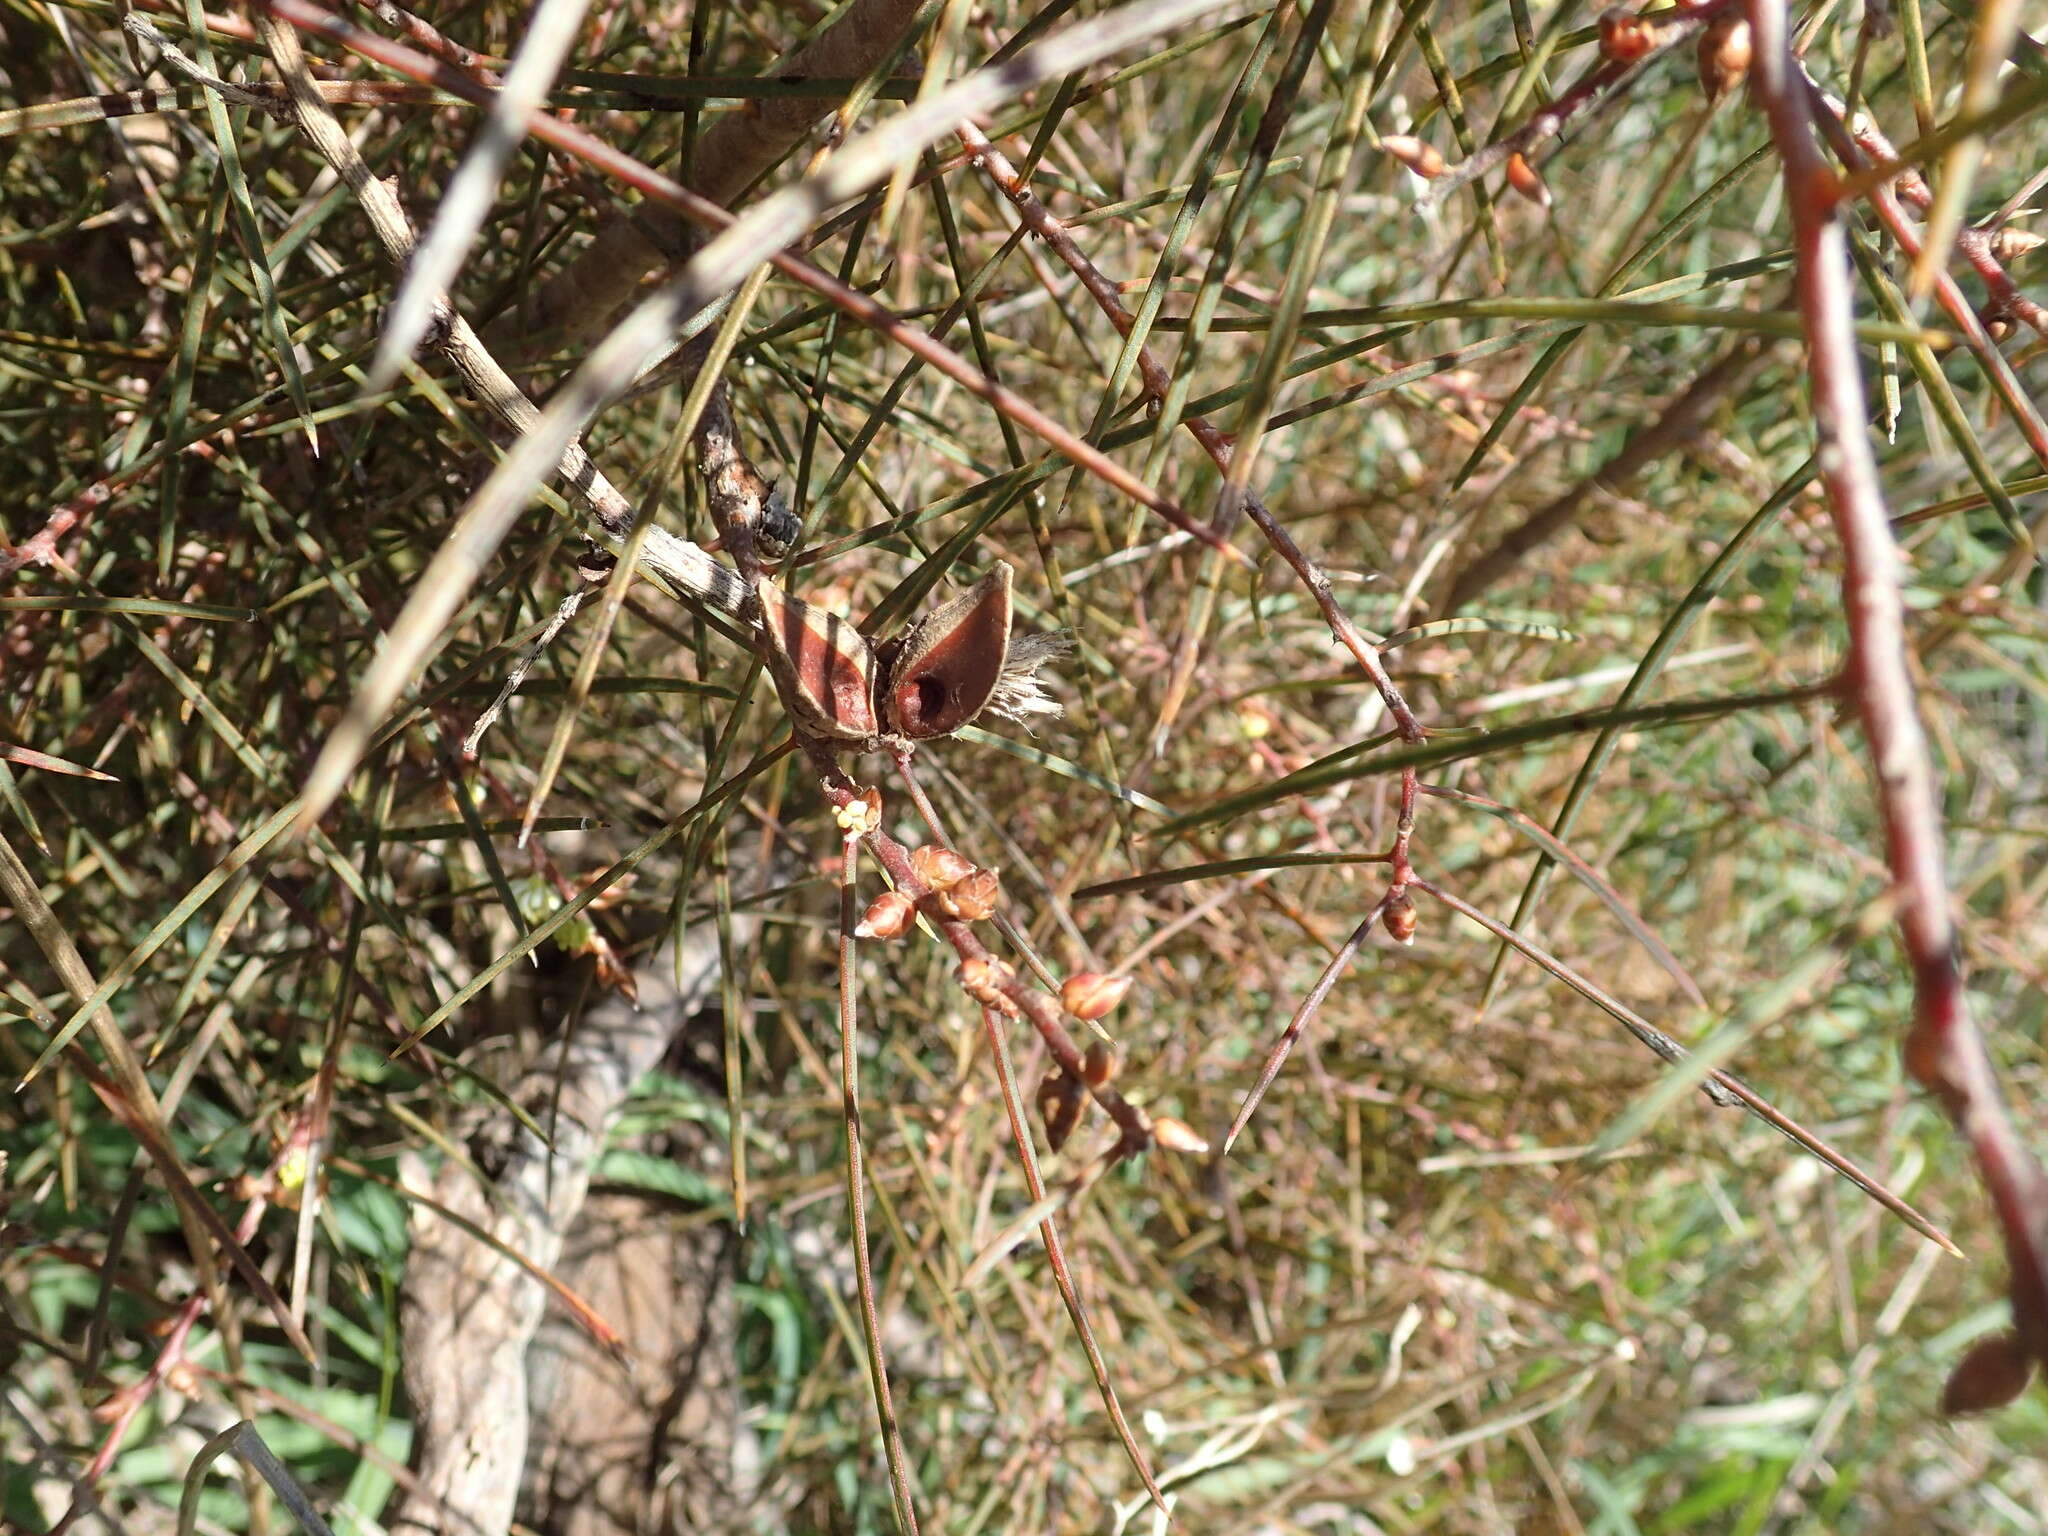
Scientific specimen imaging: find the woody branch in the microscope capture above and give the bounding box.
[1745,0,2048,1371]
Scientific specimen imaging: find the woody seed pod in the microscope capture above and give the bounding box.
[1695,13,1751,102]
[1151,1116,1211,1155]
[1384,893,1419,945]
[910,844,975,891]
[1060,971,1134,1021]
[936,867,1002,922]
[1505,153,1551,208]
[1037,1068,1085,1152]
[855,888,916,940]
[1598,6,1655,62]
[1381,135,1446,180]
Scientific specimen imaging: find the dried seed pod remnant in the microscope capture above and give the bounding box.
[878,565,1014,740]
[753,562,1059,747]
[755,576,878,741]
[855,889,916,940]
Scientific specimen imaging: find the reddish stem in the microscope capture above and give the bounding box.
[805,741,1154,1155]
[1748,0,2048,1371]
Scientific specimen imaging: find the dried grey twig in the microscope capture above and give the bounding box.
[370,0,595,383]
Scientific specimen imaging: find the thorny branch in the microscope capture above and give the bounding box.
[1746,0,2048,1379]
[1802,83,2048,471]
[1418,0,1736,207]
[958,84,1964,1264]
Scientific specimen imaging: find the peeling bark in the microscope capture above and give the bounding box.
[392,926,739,1536]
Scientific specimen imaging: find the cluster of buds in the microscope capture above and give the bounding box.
[834,785,884,838]
[909,842,1002,921]
[935,868,1001,922]
[909,843,973,889]
[957,955,1019,1014]
[1597,5,1660,64]
[1382,135,1446,181]
[1696,12,1751,102]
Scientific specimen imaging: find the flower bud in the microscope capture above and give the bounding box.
[1060,971,1133,1020]
[1037,1068,1084,1152]
[1384,893,1418,945]
[1505,153,1551,208]
[956,955,1017,1011]
[1598,6,1655,63]
[1992,227,2046,264]
[834,786,883,837]
[1381,135,1446,180]
[936,867,1001,922]
[855,888,916,940]
[910,844,974,891]
[1151,1116,1211,1155]
[1696,13,1751,102]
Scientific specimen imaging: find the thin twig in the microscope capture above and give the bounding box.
[1418,2,1735,209]
[1226,889,1397,1150]
[837,824,922,1536]
[1413,877,1961,1256]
